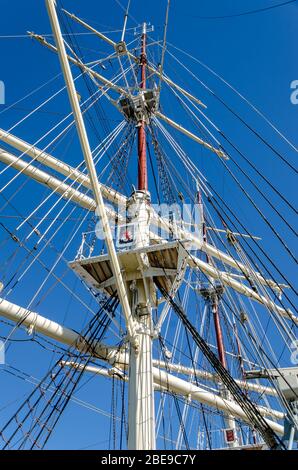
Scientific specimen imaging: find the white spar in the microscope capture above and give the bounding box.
[59,357,285,432]
[0,297,284,433]
[46,0,137,345]
[0,148,127,225]
[0,128,127,206]
[153,360,278,397]
[152,367,284,435]
[0,148,96,211]
[155,112,228,159]
[0,298,117,361]
[60,361,284,428]
[0,147,293,324]
[0,135,290,298]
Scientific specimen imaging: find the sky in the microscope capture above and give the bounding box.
[0,0,297,450]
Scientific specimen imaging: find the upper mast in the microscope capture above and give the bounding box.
[137,23,148,191]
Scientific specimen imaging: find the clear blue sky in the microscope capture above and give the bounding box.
[0,0,297,449]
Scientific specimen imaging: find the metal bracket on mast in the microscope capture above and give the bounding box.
[114,41,128,56]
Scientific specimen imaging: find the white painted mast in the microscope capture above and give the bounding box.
[126,21,156,450]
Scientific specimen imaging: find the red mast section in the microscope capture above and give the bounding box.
[198,189,227,368]
[137,23,148,191]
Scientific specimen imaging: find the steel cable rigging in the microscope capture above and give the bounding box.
[166,85,298,260]
[0,294,118,450]
[152,115,298,311]
[168,82,297,220]
[155,281,285,450]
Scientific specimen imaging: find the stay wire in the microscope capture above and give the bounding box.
[206,189,298,301]
[165,47,298,175]
[192,1,297,19]
[169,85,298,250]
[168,78,297,217]
[153,115,298,309]
[156,282,285,450]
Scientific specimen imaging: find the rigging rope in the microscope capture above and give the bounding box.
[0,294,118,450]
[165,47,298,174]
[155,281,285,450]
[165,74,297,217]
[153,113,298,305]
[157,0,171,107]
[193,1,297,19]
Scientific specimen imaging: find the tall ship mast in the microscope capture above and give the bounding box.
[0,0,297,451]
